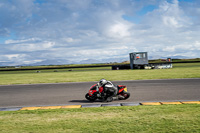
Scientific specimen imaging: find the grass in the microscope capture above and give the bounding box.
[0,63,199,132]
[0,104,199,133]
[0,63,200,85]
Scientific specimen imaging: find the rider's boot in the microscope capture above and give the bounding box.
[106,96,113,102]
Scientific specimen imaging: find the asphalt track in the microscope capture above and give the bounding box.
[0,78,200,108]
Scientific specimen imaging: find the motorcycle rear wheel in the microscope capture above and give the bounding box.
[119,91,130,100]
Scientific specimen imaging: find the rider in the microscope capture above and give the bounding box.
[96,79,118,101]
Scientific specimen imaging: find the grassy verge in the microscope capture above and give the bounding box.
[0,104,199,133]
[0,63,200,85]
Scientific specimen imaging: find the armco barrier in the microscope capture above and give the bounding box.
[0,101,199,111]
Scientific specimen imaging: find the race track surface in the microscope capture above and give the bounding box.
[0,79,200,108]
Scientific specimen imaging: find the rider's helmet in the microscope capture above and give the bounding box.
[99,79,107,86]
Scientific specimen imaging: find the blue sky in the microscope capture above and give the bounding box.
[0,0,200,66]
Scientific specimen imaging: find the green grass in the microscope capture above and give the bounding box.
[0,63,200,85]
[0,104,199,133]
[0,63,199,133]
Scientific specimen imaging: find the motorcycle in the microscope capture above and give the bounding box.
[85,84,130,102]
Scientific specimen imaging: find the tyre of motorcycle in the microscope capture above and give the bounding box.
[85,93,97,101]
[118,91,130,100]
[123,91,130,99]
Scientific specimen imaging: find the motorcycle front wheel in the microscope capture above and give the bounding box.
[85,93,97,101]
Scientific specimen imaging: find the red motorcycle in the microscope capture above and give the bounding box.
[85,84,130,102]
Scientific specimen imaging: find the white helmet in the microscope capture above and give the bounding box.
[99,79,107,86]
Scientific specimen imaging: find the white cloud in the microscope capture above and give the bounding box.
[10,40,55,52]
[163,46,175,52]
[62,37,81,43]
[106,21,132,38]
[163,16,179,27]
[0,54,27,65]
[160,0,191,28]
[5,38,40,44]
[64,38,74,43]
[1,0,200,66]
[194,41,200,50]
[4,54,22,59]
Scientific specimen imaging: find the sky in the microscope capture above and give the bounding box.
[0,0,200,66]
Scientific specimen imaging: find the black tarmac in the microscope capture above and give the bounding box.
[0,78,200,108]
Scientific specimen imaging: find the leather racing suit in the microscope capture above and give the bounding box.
[96,81,118,99]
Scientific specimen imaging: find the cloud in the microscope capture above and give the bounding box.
[0,54,27,66]
[0,0,34,35]
[105,21,132,38]
[0,0,200,66]
[5,38,41,44]
[9,40,55,52]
